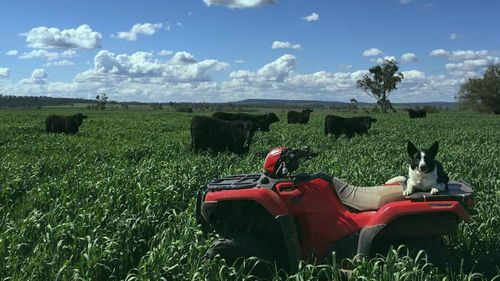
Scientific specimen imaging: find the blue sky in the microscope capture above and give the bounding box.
[0,0,499,102]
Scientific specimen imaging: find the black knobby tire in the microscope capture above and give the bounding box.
[205,233,276,277]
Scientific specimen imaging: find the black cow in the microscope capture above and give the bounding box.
[324,115,377,138]
[287,109,313,124]
[407,109,427,118]
[45,113,88,134]
[494,109,500,115]
[191,116,256,155]
[212,112,279,131]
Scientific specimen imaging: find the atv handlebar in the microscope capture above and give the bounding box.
[276,147,318,177]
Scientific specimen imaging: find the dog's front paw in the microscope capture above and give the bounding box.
[430,188,439,195]
[403,188,413,196]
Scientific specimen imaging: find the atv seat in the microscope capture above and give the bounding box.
[332,178,406,211]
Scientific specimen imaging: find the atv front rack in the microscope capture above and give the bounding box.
[206,174,262,191]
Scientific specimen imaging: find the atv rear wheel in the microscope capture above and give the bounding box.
[204,233,276,278]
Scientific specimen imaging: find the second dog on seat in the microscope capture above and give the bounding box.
[386,141,449,195]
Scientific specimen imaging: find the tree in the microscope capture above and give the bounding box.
[357,59,404,113]
[95,93,108,110]
[458,64,500,112]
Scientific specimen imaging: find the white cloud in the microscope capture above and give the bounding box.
[401,53,418,63]
[75,50,229,83]
[271,41,301,50]
[43,60,75,67]
[157,50,173,56]
[303,13,319,22]
[113,23,165,41]
[339,64,353,69]
[6,50,18,56]
[362,48,383,57]
[445,57,500,73]
[0,68,10,77]
[19,49,76,61]
[229,54,297,83]
[202,0,276,8]
[402,70,426,80]
[20,68,49,85]
[2,52,483,103]
[448,33,464,40]
[430,49,493,61]
[430,49,449,58]
[235,59,245,64]
[22,24,102,49]
[20,49,60,61]
[399,0,411,4]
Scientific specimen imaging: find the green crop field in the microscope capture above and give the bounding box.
[0,108,499,280]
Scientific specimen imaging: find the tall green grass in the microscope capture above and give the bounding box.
[0,108,499,280]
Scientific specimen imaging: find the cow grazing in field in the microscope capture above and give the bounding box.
[324,115,377,138]
[407,109,427,118]
[212,112,279,131]
[45,113,88,134]
[287,109,313,124]
[191,116,256,155]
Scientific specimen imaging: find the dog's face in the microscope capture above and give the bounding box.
[407,141,438,173]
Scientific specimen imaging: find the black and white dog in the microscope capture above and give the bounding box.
[387,141,449,195]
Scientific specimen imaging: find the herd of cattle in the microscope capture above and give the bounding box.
[44,108,431,155]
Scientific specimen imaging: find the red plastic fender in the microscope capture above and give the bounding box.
[366,200,470,227]
[204,188,289,217]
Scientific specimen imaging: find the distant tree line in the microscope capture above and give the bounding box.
[0,95,95,107]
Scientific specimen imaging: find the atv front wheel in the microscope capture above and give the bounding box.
[204,233,275,277]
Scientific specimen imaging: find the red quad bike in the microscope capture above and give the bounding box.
[196,147,474,274]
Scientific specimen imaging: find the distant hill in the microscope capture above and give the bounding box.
[234,99,456,108]
[0,95,456,108]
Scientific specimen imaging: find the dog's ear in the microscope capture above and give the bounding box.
[428,141,439,158]
[407,141,418,156]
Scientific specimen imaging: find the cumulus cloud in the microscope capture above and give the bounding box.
[445,57,500,73]
[22,24,102,49]
[19,49,76,61]
[113,23,166,41]
[339,64,353,69]
[303,12,319,22]
[157,50,173,56]
[75,50,229,83]
[401,53,418,63]
[203,0,276,9]
[20,68,48,85]
[2,51,482,103]
[399,0,411,4]
[430,49,449,58]
[362,48,383,57]
[402,70,426,80]
[448,33,464,40]
[43,60,75,67]
[430,49,492,60]
[0,68,10,77]
[6,50,18,56]
[235,59,245,64]
[20,49,60,61]
[271,41,301,50]
[229,54,297,83]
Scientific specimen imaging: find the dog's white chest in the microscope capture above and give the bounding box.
[408,166,437,191]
